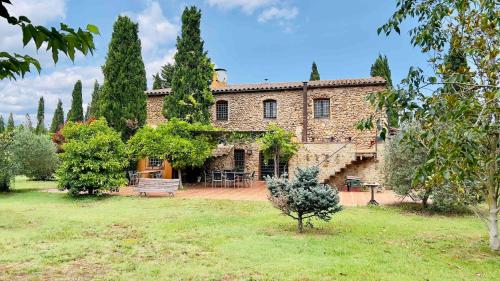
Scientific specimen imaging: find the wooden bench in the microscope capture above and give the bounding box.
[133,178,180,196]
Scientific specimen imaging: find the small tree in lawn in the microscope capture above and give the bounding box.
[266,167,342,232]
[128,118,215,187]
[258,123,299,178]
[56,118,128,196]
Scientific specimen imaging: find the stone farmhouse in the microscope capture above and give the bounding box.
[142,69,387,187]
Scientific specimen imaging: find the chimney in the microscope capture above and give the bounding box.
[212,68,228,88]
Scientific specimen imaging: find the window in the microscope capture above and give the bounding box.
[234,149,245,171]
[263,99,277,119]
[216,100,228,121]
[314,98,330,118]
[148,157,163,168]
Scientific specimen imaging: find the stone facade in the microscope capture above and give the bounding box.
[145,78,387,185]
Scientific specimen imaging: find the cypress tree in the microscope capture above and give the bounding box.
[164,6,214,123]
[67,80,84,122]
[0,115,4,133]
[50,99,65,133]
[88,80,101,119]
[24,114,34,131]
[370,54,393,88]
[160,63,174,88]
[309,62,320,81]
[152,73,162,89]
[101,16,147,139]
[7,113,15,132]
[35,97,46,134]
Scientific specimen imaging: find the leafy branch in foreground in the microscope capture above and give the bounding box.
[0,0,99,80]
[358,0,499,251]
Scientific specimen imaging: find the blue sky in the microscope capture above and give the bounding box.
[0,0,431,125]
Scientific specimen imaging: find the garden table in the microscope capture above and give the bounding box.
[364,183,380,205]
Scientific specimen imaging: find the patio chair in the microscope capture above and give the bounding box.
[243,171,256,188]
[224,171,236,188]
[152,171,163,179]
[212,171,223,188]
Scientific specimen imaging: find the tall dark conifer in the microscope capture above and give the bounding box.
[7,113,15,132]
[67,80,84,122]
[100,16,147,139]
[309,62,320,81]
[152,73,162,90]
[24,114,34,131]
[370,54,393,88]
[160,63,174,88]
[0,115,4,133]
[50,99,65,133]
[164,6,214,123]
[88,80,101,119]
[35,97,46,134]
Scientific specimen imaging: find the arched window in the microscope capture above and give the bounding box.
[314,98,330,118]
[216,100,228,121]
[263,99,277,119]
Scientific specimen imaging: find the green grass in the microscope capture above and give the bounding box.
[0,179,499,281]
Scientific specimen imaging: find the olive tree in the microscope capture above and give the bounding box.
[266,167,342,232]
[10,128,58,180]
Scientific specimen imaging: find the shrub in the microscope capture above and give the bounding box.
[10,128,58,180]
[266,167,342,232]
[385,125,472,211]
[0,132,14,192]
[56,118,128,196]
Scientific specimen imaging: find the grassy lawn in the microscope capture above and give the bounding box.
[1,179,499,281]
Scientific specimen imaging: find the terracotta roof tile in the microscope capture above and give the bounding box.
[145,77,386,96]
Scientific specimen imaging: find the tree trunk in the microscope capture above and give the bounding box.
[274,154,279,178]
[178,169,183,189]
[422,189,431,208]
[487,188,499,251]
[297,213,303,233]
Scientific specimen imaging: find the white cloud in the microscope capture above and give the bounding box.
[125,1,179,82]
[258,6,298,23]
[206,0,277,14]
[0,66,102,125]
[206,0,298,31]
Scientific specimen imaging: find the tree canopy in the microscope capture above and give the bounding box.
[67,80,83,122]
[0,115,4,133]
[35,96,46,134]
[370,54,392,88]
[87,80,101,119]
[163,6,214,123]
[6,113,14,132]
[50,99,64,133]
[100,16,147,140]
[258,123,299,178]
[360,0,499,251]
[0,0,99,80]
[127,118,216,186]
[309,62,320,81]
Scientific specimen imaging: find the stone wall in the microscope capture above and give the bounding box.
[211,89,304,139]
